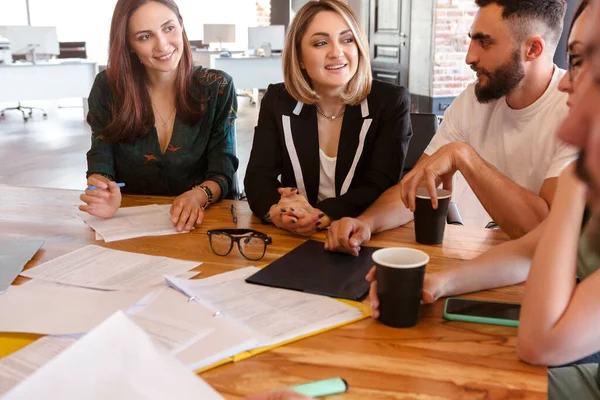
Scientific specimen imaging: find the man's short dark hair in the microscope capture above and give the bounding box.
[475,0,567,48]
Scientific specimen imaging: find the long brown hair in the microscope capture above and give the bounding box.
[568,0,589,40]
[98,0,205,143]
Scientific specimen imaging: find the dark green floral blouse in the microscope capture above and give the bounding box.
[86,67,239,198]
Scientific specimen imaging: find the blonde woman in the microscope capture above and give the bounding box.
[244,0,412,236]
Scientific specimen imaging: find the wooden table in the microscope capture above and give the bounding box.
[0,185,546,399]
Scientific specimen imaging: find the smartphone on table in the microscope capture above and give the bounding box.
[443,297,521,327]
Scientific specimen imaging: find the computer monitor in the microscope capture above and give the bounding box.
[203,24,236,50]
[0,26,59,56]
[248,26,285,52]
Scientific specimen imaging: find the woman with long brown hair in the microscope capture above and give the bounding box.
[80,0,238,232]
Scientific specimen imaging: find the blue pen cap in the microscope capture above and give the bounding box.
[289,378,348,397]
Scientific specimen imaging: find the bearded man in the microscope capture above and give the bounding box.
[326,0,579,256]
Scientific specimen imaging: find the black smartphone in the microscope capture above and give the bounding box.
[443,297,521,327]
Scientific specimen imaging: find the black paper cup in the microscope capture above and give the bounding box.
[414,188,452,245]
[372,247,430,328]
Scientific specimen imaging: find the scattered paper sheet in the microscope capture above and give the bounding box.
[175,270,202,280]
[78,204,187,242]
[20,245,200,290]
[130,286,258,370]
[130,311,213,354]
[166,267,363,347]
[0,239,44,293]
[0,282,148,334]
[3,312,225,400]
[0,336,76,396]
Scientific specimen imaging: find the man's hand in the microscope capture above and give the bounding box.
[325,217,372,256]
[400,142,472,210]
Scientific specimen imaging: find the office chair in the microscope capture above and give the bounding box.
[0,103,47,123]
[189,40,209,50]
[407,112,463,225]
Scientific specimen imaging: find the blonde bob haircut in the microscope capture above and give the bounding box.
[283,0,372,105]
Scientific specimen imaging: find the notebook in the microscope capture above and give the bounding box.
[245,240,379,301]
[0,239,44,293]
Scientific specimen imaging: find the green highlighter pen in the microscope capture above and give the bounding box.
[289,378,348,397]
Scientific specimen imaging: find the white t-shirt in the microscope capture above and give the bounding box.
[425,66,577,195]
[318,149,336,202]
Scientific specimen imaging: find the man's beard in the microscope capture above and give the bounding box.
[473,49,525,103]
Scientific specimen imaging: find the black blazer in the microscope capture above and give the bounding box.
[244,80,412,221]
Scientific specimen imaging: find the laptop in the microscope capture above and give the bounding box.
[245,240,379,301]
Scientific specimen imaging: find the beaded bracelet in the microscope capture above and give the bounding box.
[193,184,214,211]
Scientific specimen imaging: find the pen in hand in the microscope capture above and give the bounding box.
[86,182,126,191]
[231,204,238,223]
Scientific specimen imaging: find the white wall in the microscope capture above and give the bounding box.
[408,0,435,97]
[4,0,259,65]
[178,0,256,50]
[0,0,29,25]
[28,0,117,64]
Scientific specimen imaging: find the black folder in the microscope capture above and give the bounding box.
[245,239,380,301]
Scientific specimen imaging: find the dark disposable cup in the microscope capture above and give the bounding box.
[414,188,452,245]
[372,247,430,328]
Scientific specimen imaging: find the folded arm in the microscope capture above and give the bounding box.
[459,145,556,238]
[517,165,594,366]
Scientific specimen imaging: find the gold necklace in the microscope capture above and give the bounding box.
[154,106,176,130]
[315,104,346,120]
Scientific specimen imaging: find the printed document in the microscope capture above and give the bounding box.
[0,336,76,395]
[3,312,224,400]
[20,245,199,290]
[128,286,258,370]
[79,204,187,242]
[130,311,213,354]
[166,267,363,347]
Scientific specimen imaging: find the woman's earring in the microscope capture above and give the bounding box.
[300,62,305,69]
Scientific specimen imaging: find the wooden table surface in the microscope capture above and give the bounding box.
[0,184,546,399]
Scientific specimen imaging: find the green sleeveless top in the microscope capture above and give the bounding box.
[577,217,600,388]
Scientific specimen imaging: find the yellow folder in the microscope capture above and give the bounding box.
[0,299,371,374]
[194,298,371,373]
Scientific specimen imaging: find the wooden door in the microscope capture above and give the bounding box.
[369,0,411,87]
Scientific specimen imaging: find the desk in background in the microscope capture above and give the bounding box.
[0,184,546,399]
[191,49,244,69]
[214,55,283,104]
[0,60,97,119]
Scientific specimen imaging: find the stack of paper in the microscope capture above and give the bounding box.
[166,267,367,370]
[167,267,364,347]
[2,248,365,383]
[20,245,200,290]
[130,285,259,370]
[78,204,186,242]
[0,336,76,395]
[3,312,225,400]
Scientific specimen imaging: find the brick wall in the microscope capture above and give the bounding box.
[433,0,478,97]
[256,0,271,26]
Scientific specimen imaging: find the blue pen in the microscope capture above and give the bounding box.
[86,182,126,191]
[231,204,238,223]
